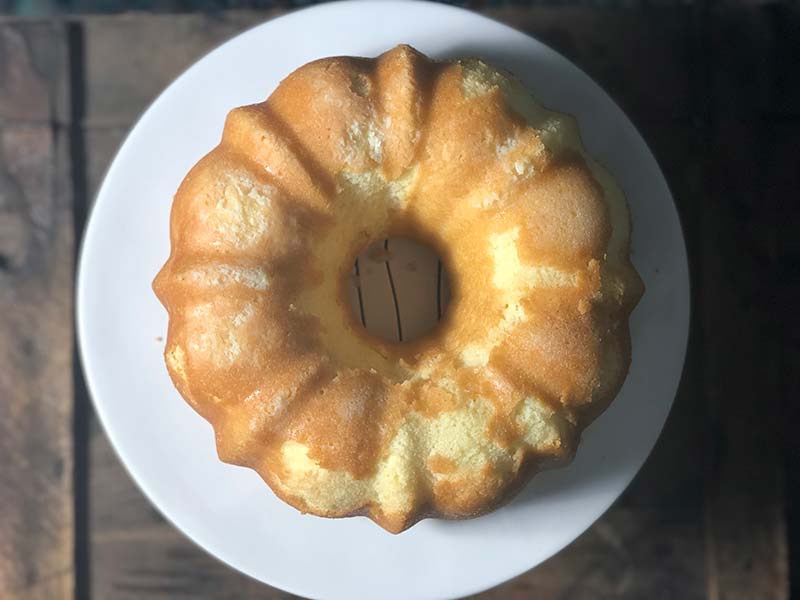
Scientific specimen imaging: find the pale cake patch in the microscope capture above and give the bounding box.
[515,397,568,451]
[274,391,572,523]
[153,45,644,533]
[165,344,188,387]
[459,303,526,369]
[185,302,256,367]
[344,118,385,165]
[490,228,579,290]
[175,264,270,290]
[203,175,274,248]
[460,60,506,98]
[337,164,418,208]
[277,396,516,519]
[459,228,580,368]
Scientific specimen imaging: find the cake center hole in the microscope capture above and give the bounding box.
[347,237,451,343]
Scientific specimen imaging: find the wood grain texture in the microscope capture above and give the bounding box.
[58,6,795,599]
[81,11,281,127]
[0,22,73,600]
[345,238,450,343]
[0,21,68,124]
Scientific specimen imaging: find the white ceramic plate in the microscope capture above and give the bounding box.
[77,2,690,599]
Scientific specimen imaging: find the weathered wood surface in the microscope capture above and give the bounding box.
[699,9,793,598]
[0,5,796,599]
[0,22,74,600]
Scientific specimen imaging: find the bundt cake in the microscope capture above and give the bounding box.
[152,45,644,533]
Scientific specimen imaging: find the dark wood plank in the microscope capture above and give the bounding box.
[0,22,73,599]
[699,7,793,599]
[773,121,800,598]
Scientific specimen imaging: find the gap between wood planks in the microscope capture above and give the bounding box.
[67,20,91,600]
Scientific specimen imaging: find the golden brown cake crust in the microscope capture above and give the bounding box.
[153,45,644,533]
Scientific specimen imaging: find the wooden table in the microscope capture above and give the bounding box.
[1,5,796,598]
